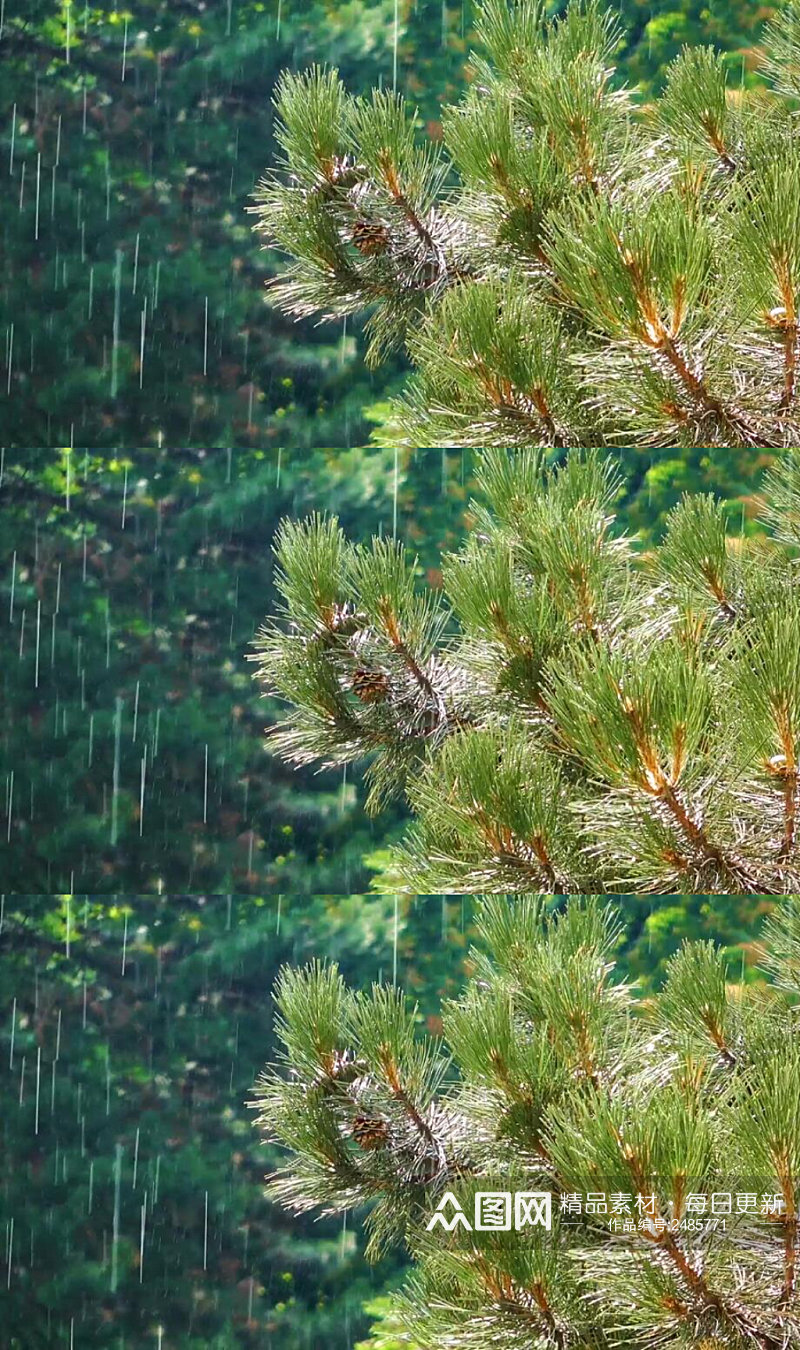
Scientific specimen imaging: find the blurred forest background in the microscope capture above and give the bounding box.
[0,895,777,1348]
[0,0,786,893]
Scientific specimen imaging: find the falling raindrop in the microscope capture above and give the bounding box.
[203,744,209,824]
[139,1199,146,1283]
[139,301,146,388]
[111,1144,122,1291]
[111,698,123,845]
[139,751,146,837]
[35,1046,41,1135]
[111,249,122,396]
[34,600,41,689]
[203,1190,209,1271]
[34,153,41,240]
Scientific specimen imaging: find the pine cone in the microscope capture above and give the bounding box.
[351,1115,389,1150]
[351,220,391,256]
[351,668,390,704]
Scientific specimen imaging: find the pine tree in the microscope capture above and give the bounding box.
[251,0,800,450]
[254,895,800,1350]
[252,448,800,895]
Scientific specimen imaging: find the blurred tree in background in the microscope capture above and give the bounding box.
[0,0,471,448]
[0,448,479,893]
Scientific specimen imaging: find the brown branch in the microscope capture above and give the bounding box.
[617,242,767,446]
[378,152,437,255]
[472,805,560,889]
[530,386,566,449]
[615,690,759,891]
[697,563,737,620]
[469,362,565,446]
[530,832,558,888]
[379,1048,440,1155]
[612,1132,783,1350]
[657,335,766,446]
[528,1279,568,1350]
[701,119,738,174]
[656,1230,784,1350]
[698,1012,737,1069]
[656,780,759,893]
[480,1265,567,1350]
[377,598,439,706]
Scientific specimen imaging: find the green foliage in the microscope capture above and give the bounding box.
[259,895,800,1350]
[0,0,782,458]
[255,0,800,475]
[0,896,780,1348]
[258,448,800,894]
